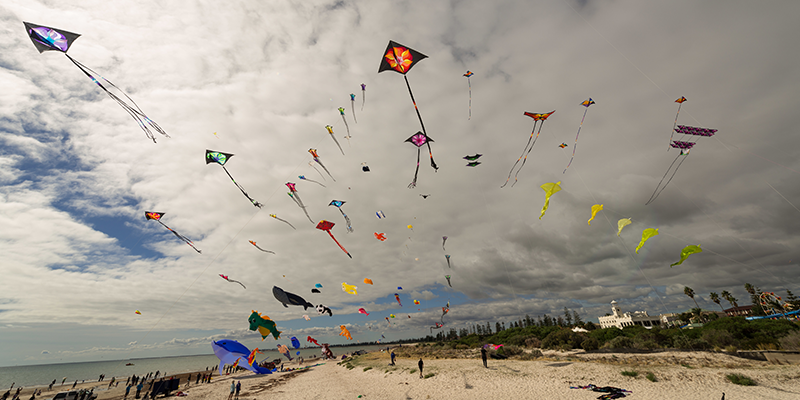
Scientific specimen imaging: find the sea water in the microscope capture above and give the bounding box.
[0,344,387,389]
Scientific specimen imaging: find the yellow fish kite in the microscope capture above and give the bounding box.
[588,204,603,225]
[539,181,562,220]
[617,218,632,236]
[635,228,659,253]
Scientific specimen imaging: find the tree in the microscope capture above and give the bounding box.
[709,292,725,313]
[564,307,573,326]
[572,310,583,326]
[485,322,492,335]
[721,290,736,311]
[786,290,799,310]
[496,322,502,333]
[684,286,699,309]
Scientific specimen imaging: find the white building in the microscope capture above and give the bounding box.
[598,300,662,329]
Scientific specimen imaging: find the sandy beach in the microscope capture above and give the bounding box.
[12,347,799,400]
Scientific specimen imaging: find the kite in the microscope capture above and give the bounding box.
[206,150,262,208]
[376,211,386,219]
[325,125,345,155]
[617,218,632,236]
[501,111,555,188]
[337,107,351,142]
[211,340,271,375]
[670,245,702,267]
[563,98,595,174]
[559,143,568,148]
[588,204,604,225]
[329,200,353,233]
[385,317,391,325]
[286,182,314,224]
[430,323,443,333]
[668,97,688,150]
[308,148,336,181]
[317,220,351,258]
[635,228,659,254]
[339,325,353,340]
[361,162,370,172]
[342,282,358,295]
[445,275,452,287]
[303,315,311,320]
[645,124,718,205]
[272,286,314,310]
[307,336,320,346]
[445,254,451,268]
[405,131,438,188]
[413,300,420,305]
[278,344,292,361]
[248,311,281,340]
[379,41,438,182]
[144,212,201,253]
[441,306,449,323]
[389,314,396,318]
[360,83,366,110]
[135,310,141,315]
[539,181,562,220]
[363,278,374,285]
[349,93,358,123]
[315,283,323,288]
[463,70,474,119]
[311,288,321,293]
[299,175,325,187]
[248,240,275,254]
[419,194,430,199]
[219,274,246,289]
[24,22,168,143]
[374,232,386,241]
[464,154,482,162]
[442,236,448,250]
[358,308,369,316]
[291,336,301,349]
[269,214,296,230]
[316,304,333,317]
[394,293,402,307]
[467,161,481,167]
[397,286,403,290]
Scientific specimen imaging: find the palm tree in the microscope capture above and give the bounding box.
[744,283,755,296]
[684,286,699,309]
[721,290,735,310]
[709,292,725,313]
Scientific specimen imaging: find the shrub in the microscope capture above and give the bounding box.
[645,372,657,382]
[581,337,600,351]
[542,329,587,350]
[423,373,435,379]
[502,345,524,357]
[724,345,738,353]
[779,331,800,350]
[455,344,469,350]
[634,339,660,350]
[726,373,756,386]
[363,367,372,371]
[702,329,736,348]
[409,369,416,374]
[524,337,542,348]
[603,336,634,349]
[621,370,638,377]
[516,350,542,360]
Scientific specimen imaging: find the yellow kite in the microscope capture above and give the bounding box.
[588,204,603,225]
[671,245,702,267]
[617,218,632,236]
[539,181,562,220]
[635,228,659,253]
[342,282,358,295]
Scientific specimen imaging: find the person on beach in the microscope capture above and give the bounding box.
[195,374,200,385]
[135,382,143,399]
[49,380,55,391]
[390,351,396,365]
[72,381,77,389]
[124,385,131,399]
[235,381,241,399]
[228,382,235,400]
[108,377,115,389]
[481,347,488,368]
[418,359,424,379]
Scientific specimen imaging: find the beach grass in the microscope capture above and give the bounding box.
[621,370,638,378]
[726,373,756,386]
[645,372,657,382]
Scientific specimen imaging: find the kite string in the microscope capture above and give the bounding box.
[644,152,685,205]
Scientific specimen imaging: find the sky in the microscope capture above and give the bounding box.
[1,0,799,367]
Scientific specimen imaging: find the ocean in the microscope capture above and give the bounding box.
[0,344,387,390]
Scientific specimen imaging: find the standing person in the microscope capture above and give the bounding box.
[227,382,235,400]
[481,347,488,368]
[195,374,200,385]
[235,381,241,399]
[108,377,115,389]
[124,385,131,399]
[390,351,396,366]
[135,382,143,399]
[418,358,424,379]
[49,380,55,391]
[72,381,77,389]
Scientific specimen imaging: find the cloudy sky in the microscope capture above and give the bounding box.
[1,0,799,367]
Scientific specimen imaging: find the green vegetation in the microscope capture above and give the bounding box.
[423,373,435,379]
[621,370,638,378]
[726,373,756,386]
[645,372,657,382]
[409,369,416,374]
[362,367,372,372]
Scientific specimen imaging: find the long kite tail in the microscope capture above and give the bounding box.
[315,159,336,181]
[645,152,690,205]
[351,100,357,124]
[341,115,350,137]
[331,135,345,155]
[361,90,365,111]
[293,192,314,224]
[65,54,168,143]
[327,231,352,258]
[339,209,354,233]
[309,162,326,181]
[563,108,589,174]
[511,122,545,187]
[230,279,246,289]
[302,177,326,187]
[221,166,262,208]
[668,102,683,151]
[251,243,276,254]
[274,216,297,230]
[159,221,202,253]
[402,75,438,172]
[501,120,539,188]
[468,77,472,120]
[408,148,421,189]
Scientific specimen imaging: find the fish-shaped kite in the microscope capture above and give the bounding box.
[617,218,632,236]
[539,181,562,220]
[145,212,201,253]
[358,308,369,316]
[206,150,262,208]
[219,274,246,289]
[635,229,659,254]
[317,220,351,258]
[24,22,168,143]
[588,204,603,225]
[394,293,402,307]
[671,245,702,267]
[269,214,296,230]
[339,325,353,340]
[248,311,281,340]
[342,282,358,295]
[363,278,374,285]
[272,286,314,310]
[248,240,275,254]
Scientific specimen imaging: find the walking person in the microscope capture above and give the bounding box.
[418,358,424,379]
[235,381,241,399]
[481,347,488,368]
[135,382,143,399]
[227,382,235,400]
[390,351,396,366]
[124,385,131,399]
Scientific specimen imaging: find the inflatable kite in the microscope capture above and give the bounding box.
[206,150,262,208]
[501,110,555,188]
[248,311,281,340]
[278,344,292,361]
[24,22,168,143]
[363,278,373,285]
[145,212,201,253]
[311,288,321,293]
[358,308,369,316]
[635,229,659,254]
[303,315,311,320]
[211,340,271,375]
[307,336,320,346]
[219,274,246,289]
[291,337,301,349]
[135,310,141,315]
[374,232,386,241]
[339,325,353,340]
[316,304,333,317]
[563,98,595,174]
[317,220,351,258]
[617,218,632,236]
[671,245,702,267]
[342,282,358,295]
[273,286,314,310]
[588,204,603,225]
[539,181,562,220]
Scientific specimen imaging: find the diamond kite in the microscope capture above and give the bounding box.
[206,150,262,208]
[405,132,437,188]
[317,220,351,258]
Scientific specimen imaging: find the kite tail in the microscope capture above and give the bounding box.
[467,77,472,120]
[511,122,545,187]
[302,177,326,187]
[253,244,275,254]
[669,102,683,151]
[427,142,438,171]
[331,136,345,155]
[361,91,365,111]
[564,107,589,174]
[278,217,296,230]
[65,54,169,143]
[501,120,539,188]
[327,231,352,258]
[404,75,429,139]
[221,166,262,208]
[351,101,357,123]
[645,152,690,205]
[446,277,452,287]
[341,115,350,137]
[317,160,336,181]
[293,193,314,224]
[408,148,421,189]
[309,162,326,181]
[339,209,354,233]
[159,221,202,254]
